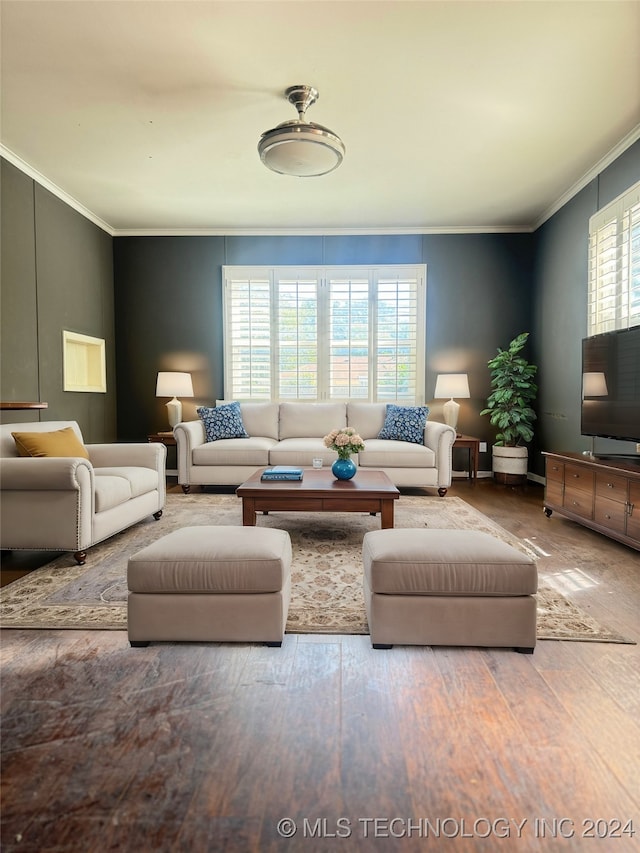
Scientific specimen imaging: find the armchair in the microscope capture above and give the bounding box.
[0,421,166,565]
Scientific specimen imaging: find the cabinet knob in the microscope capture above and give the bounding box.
[607,482,614,489]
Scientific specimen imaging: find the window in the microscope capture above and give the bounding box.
[588,180,640,335]
[223,265,426,403]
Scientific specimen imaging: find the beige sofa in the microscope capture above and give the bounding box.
[0,420,166,565]
[175,401,456,495]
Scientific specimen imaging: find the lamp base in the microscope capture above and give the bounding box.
[442,398,460,431]
[166,397,182,429]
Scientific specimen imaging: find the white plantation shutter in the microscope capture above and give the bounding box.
[275,271,319,399]
[327,272,370,399]
[223,273,272,398]
[223,265,426,402]
[376,270,422,402]
[588,181,640,335]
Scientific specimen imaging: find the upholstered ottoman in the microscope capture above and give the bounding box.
[127,526,292,647]
[362,528,537,652]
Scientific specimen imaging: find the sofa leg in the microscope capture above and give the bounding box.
[372,643,393,650]
[73,550,87,566]
[264,641,282,647]
[182,484,191,494]
[130,641,150,648]
[153,510,163,520]
[515,646,535,654]
[438,487,448,497]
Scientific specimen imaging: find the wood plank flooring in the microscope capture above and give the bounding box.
[1,480,639,852]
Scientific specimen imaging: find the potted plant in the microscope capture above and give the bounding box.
[480,332,538,484]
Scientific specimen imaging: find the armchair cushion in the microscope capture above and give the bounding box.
[12,426,89,459]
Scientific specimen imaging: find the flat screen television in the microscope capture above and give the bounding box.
[581,325,640,445]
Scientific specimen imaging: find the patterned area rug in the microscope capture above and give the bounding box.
[0,494,633,642]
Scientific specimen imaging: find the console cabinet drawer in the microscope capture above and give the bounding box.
[595,472,628,502]
[594,495,627,534]
[564,464,594,493]
[546,461,564,483]
[563,484,593,519]
[545,480,564,506]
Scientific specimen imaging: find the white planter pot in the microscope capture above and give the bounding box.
[492,445,528,484]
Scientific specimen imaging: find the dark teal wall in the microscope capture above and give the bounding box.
[532,139,640,474]
[3,140,638,472]
[114,231,533,480]
[0,159,116,440]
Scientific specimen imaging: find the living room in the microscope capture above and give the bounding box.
[1,1,640,850]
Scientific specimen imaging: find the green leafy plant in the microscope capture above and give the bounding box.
[480,332,538,447]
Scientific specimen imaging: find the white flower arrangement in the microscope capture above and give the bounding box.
[323,427,365,460]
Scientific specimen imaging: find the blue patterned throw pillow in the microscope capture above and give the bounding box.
[197,402,249,442]
[378,404,429,444]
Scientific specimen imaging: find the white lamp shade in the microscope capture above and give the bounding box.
[582,372,608,397]
[434,373,470,400]
[156,372,194,398]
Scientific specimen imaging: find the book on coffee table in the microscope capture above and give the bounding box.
[261,466,304,481]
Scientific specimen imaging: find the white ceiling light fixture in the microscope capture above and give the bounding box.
[258,85,345,177]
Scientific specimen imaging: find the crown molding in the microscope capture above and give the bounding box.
[113,225,531,237]
[0,145,115,236]
[533,123,640,230]
[4,126,638,238]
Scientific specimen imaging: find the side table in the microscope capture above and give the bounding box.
[148,432,177,477]
[453,434,480,480]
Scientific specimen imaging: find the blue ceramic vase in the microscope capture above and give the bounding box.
[332,457,357,480]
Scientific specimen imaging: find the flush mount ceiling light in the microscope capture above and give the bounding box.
[258,85,345,177]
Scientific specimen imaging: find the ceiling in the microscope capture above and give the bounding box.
[1,0,639,235]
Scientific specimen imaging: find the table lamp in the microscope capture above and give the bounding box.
[156,372,194,430]
[434,373,470,434]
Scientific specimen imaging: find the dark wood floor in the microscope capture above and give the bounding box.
[1,479,639,852]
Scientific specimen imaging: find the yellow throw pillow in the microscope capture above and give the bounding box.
[12,426,90,459]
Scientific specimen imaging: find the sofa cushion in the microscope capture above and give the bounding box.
[12,426,89,459]
[279,402,346,439]
[193,437,275,467]
[198,403,249,441]
[358,439,435,468]
[268,437,338,467]
[378,404,429,444]
[347,402,387,440]
[238,402,280,440]
[95,466,160,498]
[215,401,280,439]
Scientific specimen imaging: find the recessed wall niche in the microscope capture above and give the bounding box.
[63,331,106,393]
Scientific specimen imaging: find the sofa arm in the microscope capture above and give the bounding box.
[423,421,456,488]
[174,420,206,485]
[0,457,94,490]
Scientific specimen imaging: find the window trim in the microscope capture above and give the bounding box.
[588,180,640,336]
[222,264,426,403]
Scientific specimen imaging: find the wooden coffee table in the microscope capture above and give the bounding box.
[236,468,400,528]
